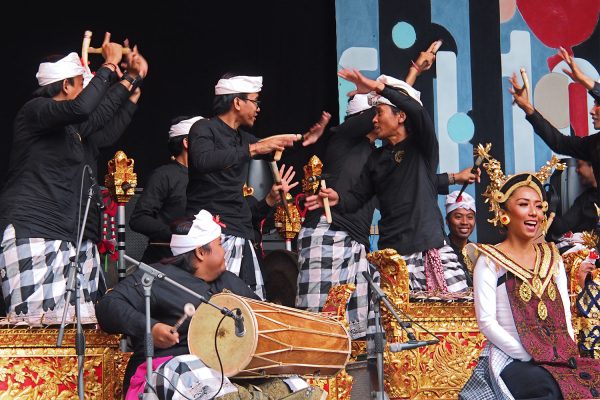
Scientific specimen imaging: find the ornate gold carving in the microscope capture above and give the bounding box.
[0,327,123,399]
[274,193,302,240]
[302,155,323,195]
[105,150,137,203]
[306,369,353,400]
[321,284,356,332]
[350,340,367,361]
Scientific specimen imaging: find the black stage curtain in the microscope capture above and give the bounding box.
[0,1,339,191]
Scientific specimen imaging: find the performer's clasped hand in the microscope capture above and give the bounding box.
[152,321,180,348]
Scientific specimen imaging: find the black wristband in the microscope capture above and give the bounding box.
[121,74,143,90]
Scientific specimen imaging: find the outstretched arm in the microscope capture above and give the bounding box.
[509,72,595,161]
[405,40,438,86]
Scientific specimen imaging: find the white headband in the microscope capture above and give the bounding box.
[346,93,371,116]
[82,63,94,88]
[367,74,423,107]
[169,116,204,138]
[445,190,476,215]
[215,76,262,95]
[170,210,222,256]
[36,52,87,86]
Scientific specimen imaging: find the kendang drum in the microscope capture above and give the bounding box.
[188,292,351,378]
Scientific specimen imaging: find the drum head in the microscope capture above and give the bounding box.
[188,293,258,377]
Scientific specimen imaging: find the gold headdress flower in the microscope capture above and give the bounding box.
[476,143,566,226]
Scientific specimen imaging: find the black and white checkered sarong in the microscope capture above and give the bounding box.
[404,244,469,292]
[146,355,238,400]
[296,217,372,339]
[221,234,265,300]
[459,343,514,400]
[0,225,99,325]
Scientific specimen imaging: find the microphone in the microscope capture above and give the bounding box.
[306,174,332,183]
[87,167,106,211]
[234,308,246,338]
[170,303,196,334]
[455,155,484,202]
[388,339,439,352]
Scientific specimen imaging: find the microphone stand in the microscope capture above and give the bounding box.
[363,272,439,400]
[122,254,242,390]
[57,182,97,400]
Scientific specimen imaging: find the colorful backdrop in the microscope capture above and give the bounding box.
[335,0,600,245]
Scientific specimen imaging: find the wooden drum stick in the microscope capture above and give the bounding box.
[520,67,531,103]
[320,179,333,224]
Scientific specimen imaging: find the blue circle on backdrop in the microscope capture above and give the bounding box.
[447,113,475,143]
[392,22,416,49]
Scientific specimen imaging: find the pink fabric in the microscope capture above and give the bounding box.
[126,356,173,400]
[424,248,448,293]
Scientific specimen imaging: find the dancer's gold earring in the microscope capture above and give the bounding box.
[500,214,511,225]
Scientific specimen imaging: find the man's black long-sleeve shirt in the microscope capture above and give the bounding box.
[337,86,446,255]
[525,82,600,203]
[129,161,188,263]
[549,187,598,237]
[95,262,259,390]
[81,81,138,242]
[303,108,377,248]
[0,67,116,242]
[186,117,259,239]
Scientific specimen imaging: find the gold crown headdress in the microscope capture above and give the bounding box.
[476,143,566,226]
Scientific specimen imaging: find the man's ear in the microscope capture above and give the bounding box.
[62,78,71,95]
[194,247,205,262]
[183,137,189,150]
[397,111,407,124]
[233,97,243,111]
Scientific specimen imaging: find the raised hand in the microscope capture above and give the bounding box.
[558,46,594,90]
[124,45,148,79]
[337,69,383,97]
[101,32,123,66]
[265,164,299,206]
[302,111,332,146]
[508,73,534,115]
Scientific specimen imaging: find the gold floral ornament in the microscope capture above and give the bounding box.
[274,193,302,240]
[302,155,323,195]
[105,150,137,203]
[476,143,565,226]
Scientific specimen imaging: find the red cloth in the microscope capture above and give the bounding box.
[505,272,600,399]
[126,356,173,400]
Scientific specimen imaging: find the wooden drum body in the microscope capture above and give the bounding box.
[188,293,350,378]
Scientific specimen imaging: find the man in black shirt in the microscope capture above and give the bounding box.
[307,70,469,293]
[549,159,598,240]
[130,116,203,264]
[80,49,147,300]
[510,46,600,206]
[96,209,259,396]
[0,35,145,324]
[186,74,317,299]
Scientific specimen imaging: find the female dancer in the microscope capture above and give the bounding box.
[460,145,600,400]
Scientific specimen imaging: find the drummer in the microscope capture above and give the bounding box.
[96,210,324,399]
[96,209,259,396]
